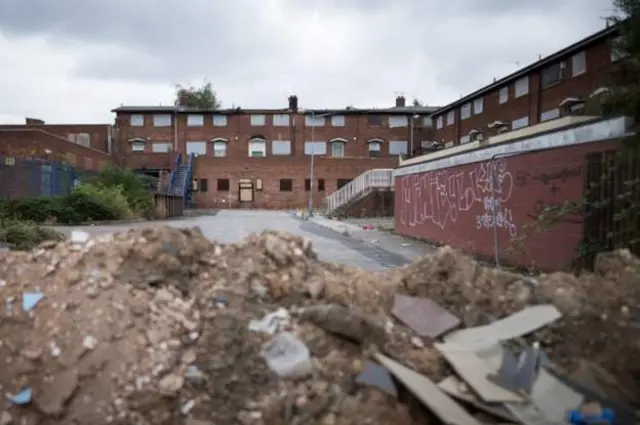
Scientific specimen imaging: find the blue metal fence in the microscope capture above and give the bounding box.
[0,156,79,200]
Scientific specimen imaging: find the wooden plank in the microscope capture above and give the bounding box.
[374,353,482,425]
[435,342,523,403]
[443,305,561,352]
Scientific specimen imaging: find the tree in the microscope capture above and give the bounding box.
[175,82,222,109]
[412,98,424,107]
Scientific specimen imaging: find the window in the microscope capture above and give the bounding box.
[540,108,560,122]
[279,179,293,192]
[422,117,432,127]
[436,116,443,129]
[331,140,345,157]
[187,114,204,126]
[511,116,529,130]
[250,114,265,126]
[388,116,408,128]
[473,98,484,114]
[367,140,382,157]
[273,114,289,127]
[514,76,529,98]
[248,138,267,157]
[318,179,325,191]
[331,115,345,127]
[337,179,351,189]
[68,133,91,147]
[199,179,208,192]
[305,116,325,127]
[541,63,562,88]
[460,103,471,120]
[217,179,230,191]
[153,114,172,127]
[572,51,586,77]
[389,141,408,156]
[130,114,144,127]
[213,115,227,126]
[131,141,145,152]
[611,36,628,62]
[152,142,172,153]
[305,179,311,191]
[367,116,382,126]
[304,141,327,155]
[212,139,227,157]
[272,140,291,155]
[499,87,509,104]
[186,141,207,156]
[459,135,471,145]
[446,110,455,126]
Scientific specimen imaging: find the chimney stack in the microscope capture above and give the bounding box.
[25,117,45,125]
[288,95,298,111]
[395,95,406,107]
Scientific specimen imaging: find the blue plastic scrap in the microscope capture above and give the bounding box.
[6,388,32,405]
[568,406,615,425]
[22,292,44,312]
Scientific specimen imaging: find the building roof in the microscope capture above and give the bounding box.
[430,23,620,117]
[111,105,440,115]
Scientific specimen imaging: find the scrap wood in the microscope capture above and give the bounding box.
[391,294,461,339]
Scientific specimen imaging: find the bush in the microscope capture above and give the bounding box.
[84,165,154,218]
[1,197,63,223]
[0,220,65,250]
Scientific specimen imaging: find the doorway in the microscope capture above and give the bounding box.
[238,179,254,203]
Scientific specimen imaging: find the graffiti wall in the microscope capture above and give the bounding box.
[394,139,619,270]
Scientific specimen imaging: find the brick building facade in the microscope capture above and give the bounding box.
[430,24,622,147]
[112,96,436,209]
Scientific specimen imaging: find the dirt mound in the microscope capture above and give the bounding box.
[0,227,638,424]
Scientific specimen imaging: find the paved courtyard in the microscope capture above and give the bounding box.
[51,210,430,271]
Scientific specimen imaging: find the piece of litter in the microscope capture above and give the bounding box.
[82,335,98,350]
[22,292,45,312]
[181,399,196,415]
[248,308,290,335]
[355,361,398,397]
[71,230,90,244]
[7,388,32,405]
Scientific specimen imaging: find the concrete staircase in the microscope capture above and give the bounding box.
[325,168,394,216]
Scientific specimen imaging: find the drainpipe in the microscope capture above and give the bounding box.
[173,109,178,157]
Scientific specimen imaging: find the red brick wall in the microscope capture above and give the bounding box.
[432,37,615,145]
[0,123,112,153]
[394,139,620,270]
[192,156,397,209]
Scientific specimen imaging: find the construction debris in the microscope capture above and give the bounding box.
[0,227,638,425]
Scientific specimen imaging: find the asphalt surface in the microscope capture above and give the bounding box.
[51,210,416,271]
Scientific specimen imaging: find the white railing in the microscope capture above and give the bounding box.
[325,168,394,214]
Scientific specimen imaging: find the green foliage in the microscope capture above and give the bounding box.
[84,165,154,218]
[0,220,65,250]
[175,81,222,109]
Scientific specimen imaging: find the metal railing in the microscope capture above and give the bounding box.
[325,168,394,214]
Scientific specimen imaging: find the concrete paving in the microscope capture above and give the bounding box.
[50,210,427,272]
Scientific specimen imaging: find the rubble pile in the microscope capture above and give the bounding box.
[0,226,638,424]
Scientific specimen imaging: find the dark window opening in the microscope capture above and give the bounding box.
[199,178,208,192]
[305,179,311,191]
[368,150,381,158]
[280,179,293,192]
[318,179,325,192]
[217,178,230,191]
[337,179,352,189]
[367,115,382,126]
[541,63,562,87]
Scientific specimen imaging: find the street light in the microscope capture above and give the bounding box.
[304,110,333,217]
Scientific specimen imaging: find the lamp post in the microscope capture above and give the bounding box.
[306,111,333,217]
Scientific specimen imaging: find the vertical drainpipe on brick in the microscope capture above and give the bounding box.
[534,71,543,126]
[173,108,178,157]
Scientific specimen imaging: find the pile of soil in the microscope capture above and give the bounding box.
[0,226,638,424]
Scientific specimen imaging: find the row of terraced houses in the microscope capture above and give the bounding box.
[0,23,634,269]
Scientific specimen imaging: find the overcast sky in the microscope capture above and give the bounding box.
[0,0,615,124]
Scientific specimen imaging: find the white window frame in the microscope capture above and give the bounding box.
[211,138,228,157]
[186,140,207,156]
[514,76,529,98]
[388,116,408,128]
[330,138,347,157]
[446,110,455,126]
[389,140,408,156]
[436,116,443,129]
[540,108,560,122]
[473,98,484,115]
[304,141,327,155]
[571,51,586,77]
[248,138,267,157]
[130,114,144,127]
[187,114,204,127]
[511,116,529,130]
[499,86,509,104]
[131,141,145,152]
[153,114,172,127]
[367,139,382,157]
[152,142,172,153]
[460,103,472,120]
[250,114,266,126]
[272,140,292,155]
[272,114,290,127]
[305,116,325,127]
[213,115,227,127]
[331,115,345,127]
